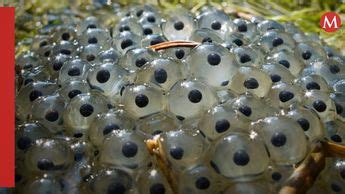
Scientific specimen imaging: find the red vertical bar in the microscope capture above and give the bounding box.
[0,7,15,187]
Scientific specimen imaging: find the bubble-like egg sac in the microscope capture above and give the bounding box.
[14,3,345,194]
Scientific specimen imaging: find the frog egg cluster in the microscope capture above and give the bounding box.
[15,3,345,194]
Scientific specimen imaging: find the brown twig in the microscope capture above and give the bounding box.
[234,12,254,20]
[322,140,345,158]
[279,142,325,194]
[146,139,178,194]
[279,141,345,194]
[148,40,200,51]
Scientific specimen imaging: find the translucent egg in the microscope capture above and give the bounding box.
[136,112,180,137]
[88,109,135,147]
[114,31,141,54]
[264,165,294,191]
[63,91,109,137]
[187,43,239,88]
[16,52,41,73]
[139,11,162,26]
[232,46,265,68]
[160,47,191,61]
[99,130,151,170]
[262,62,295,84]
[323,45,342,58]
[31,95,65,133]
[167,79,218,120]
[135,58,185,91]
[141,22,162,36]
[325,120,345,145]
[81,168,134,194]
[57,142,93,192]
[295,41,327,65]
[158,130,208,171]
[199,104,250,141]
[78,28,112,49]
[137,168,173,194]
[58,59,91,85]
[252,116,308,165]
[16,122,51,156]
[162,7,196,41]
[141,34,167,47]
[16,81,58,121]
[77,16,101,34]
[266,82,304,110]
[19,66,50,89]
[69,139,95,165]
[286,105,324,142]
[198,9,231,39]
[24,138,74,174]
[223,32,250,49]
[190,28,223,44]
[229,66,272,98]
[20,175,64,194]
[330,93,345,120]
[266,50,304,77]
[58,79,90,101]
[48,54,72,78]
[258,30,295,53]
[79,44,102,64]
[304,90,336,122]
[52,40,79,57]
[87,61,128,104]
[97,48,121,64]
[303,59,345,85]
[31,35,52,53]
[121,83,164,119]
[230,18,257,40]
[127,4,159,19]
[52,25,78,42]
[257,20,285,34]
[216,89,238,104]
[113,17,143,36]
[210,133,269,179]
[36,44,53,60]
[294,74,330,92]
[229,93,278,121]
[119,48,159,73]
[178,165,222,194]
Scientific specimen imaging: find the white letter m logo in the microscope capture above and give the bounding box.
[323,15,339,29]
